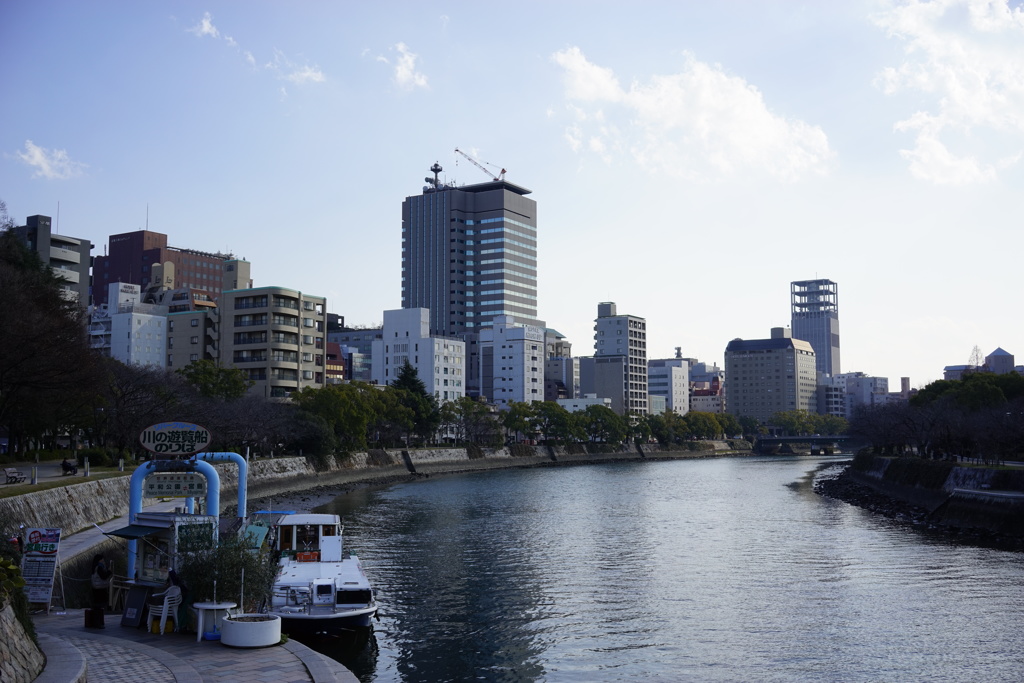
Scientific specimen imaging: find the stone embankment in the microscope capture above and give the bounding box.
[0,604,45,683]
[0,443,748,537]
[816,452,1024,549]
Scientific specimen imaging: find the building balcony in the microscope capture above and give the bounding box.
[49,246,81,264]
[53,268,80,284]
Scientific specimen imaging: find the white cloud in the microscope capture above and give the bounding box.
[265,49,325,86]
[551,47,832,181]
[187,12,220,39]
[15,140,86,180]
[244,50,256,67]
[286,65,325,85]
[874,0,1024,184]
[394,43,428,90]
[552,47,622,102]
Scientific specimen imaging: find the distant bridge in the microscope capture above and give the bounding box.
[754,435,858,453]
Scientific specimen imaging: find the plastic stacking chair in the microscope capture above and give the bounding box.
[149,585,182,634]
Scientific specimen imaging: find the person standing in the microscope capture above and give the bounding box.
[90,554,112,610]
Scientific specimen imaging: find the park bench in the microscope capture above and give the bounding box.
[4,468,27,484]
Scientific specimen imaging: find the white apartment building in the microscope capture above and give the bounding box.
[648,358,690,415]
[556,394,612,412]
[89,282,167,368]
[835,372,890,418]
[371,308,466,402]
[585,302,648,415]
[478,315,545,408]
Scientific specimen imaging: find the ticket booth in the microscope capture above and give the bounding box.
[106,511,218,586]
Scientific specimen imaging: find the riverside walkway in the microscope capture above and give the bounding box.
[5,461,357,682]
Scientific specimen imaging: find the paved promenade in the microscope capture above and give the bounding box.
[7,461,358,682]
[34,609,357,682]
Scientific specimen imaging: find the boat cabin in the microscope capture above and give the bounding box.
[272,513,344,562]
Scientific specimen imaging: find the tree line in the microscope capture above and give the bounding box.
[849,371,1024,463]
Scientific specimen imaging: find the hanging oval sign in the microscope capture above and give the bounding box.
[139,422,212,456]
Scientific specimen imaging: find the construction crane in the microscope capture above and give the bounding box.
[454,147,506,181]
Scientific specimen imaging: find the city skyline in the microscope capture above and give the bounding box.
[3,1,1023,387]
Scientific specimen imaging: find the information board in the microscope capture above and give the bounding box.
[121,585,153,628]
[21,527,61,606]
[144,472,208,498]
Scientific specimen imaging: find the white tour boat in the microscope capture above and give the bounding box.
[263,512,377,642]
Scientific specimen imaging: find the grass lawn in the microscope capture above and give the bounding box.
[0,469,131,499]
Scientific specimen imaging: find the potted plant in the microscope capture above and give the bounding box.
[175,523,280,644]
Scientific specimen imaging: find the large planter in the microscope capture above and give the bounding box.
[219,613,282,648]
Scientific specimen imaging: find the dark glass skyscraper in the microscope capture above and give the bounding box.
[401,170,539,337]
[790,278,840,377]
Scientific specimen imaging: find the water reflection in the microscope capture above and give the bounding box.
[313,457,1024,682]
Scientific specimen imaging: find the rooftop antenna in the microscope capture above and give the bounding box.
[425,161,443,188]
[55,201,60,234]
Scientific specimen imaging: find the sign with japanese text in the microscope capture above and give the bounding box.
[139,421,211,455]
[21,527,61,604]
[144,471,208,498]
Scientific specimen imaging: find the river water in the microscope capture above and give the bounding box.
[315,456,1024,682]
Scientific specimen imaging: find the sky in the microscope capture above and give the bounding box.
[2,0,1023,389]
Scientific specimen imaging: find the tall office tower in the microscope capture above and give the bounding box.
[790,279,840,377]
[14,215,93,306]
[725,327,817,423]
[93,230,240,307]
[584,302,648,415]
[401,164,540,337]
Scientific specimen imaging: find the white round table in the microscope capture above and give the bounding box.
[192,601,237,642]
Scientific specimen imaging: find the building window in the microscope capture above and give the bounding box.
[190,336,199,344]
[191,319,199,327]
[190,354,199,361]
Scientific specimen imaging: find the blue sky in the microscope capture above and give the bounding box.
[3,1,1023,388]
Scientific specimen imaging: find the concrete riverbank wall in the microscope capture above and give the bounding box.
[0,443,749,537]
[845,453,1024,536]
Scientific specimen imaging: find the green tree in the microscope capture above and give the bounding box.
[0,213,99,455]
[501,402,536,443]
[391,361,440,445]
[580,404,627,445]
[737,415,764,437]
[450,397,502,446]
[177,359,253,401]
[682,411,722,439]
[532,401,583,444]
[293,382,373,451]
[629,412,653,445]
[770,410,816,436]
[716,412,742,438]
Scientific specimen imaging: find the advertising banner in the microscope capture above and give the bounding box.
[21,527,61,605]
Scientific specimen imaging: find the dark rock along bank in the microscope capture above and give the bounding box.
[814,461,1024,552]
